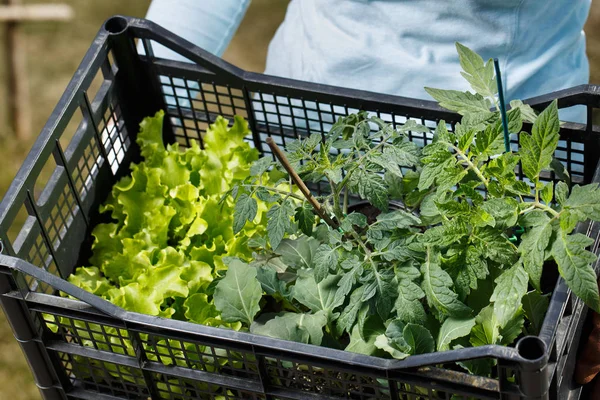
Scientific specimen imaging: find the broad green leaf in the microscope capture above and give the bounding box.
[313,244,339,283]
[250,312,327,345]
[374,335,410,360]
[490,264,528,328]
[214,260,262,325]
[519,213,552,290]
[519,100,560,182]
[266,200,295,249]
[275,237,320,270]
[522,291,550,335]
[551,232,600,312]
[403,324,435,355]
[395,279,427,324]
[293,272,343,318]
[421,248,471,318]
[345,323,381,356]
[295,205,315,236]
[437,317,476,351]
[424,87,491,115]
[233,193,257,234]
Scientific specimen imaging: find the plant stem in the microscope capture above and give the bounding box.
[241,184,306,202]
[519,201,560,217]
[266,137,338,229]
[449,143,489,188]
[343,186,349,215]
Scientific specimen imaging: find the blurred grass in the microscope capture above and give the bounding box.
[0,1,597,398]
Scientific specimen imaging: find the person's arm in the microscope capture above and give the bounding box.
[144,0,251,61]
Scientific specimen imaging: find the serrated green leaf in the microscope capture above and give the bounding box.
[552,232,600,312]
[396,263,421,281]
[266,200,294,249]
[340,212,368,232]
[374,270,398,321]
[336,286,365,337]
[518,214,552,290]
[509,100,538,123]
[499,306,525,346]
[233,193,257,234]
[520,100,560,182]
[421,248,472,318]
[470,305,500,346]
[255,266,289,299]
[424,87,491,115]
[490,263,528,328]
[437,317,476,351]
[555,181,569,205]
[250,156,273,176]
[214,260,262,325]
[540,182,554,204]
[336,257,362,300]
[384,141,421,168]
[455,42,497,99]
[395,279,427,324]
[375,209,421,230]
[295,205,315,236]
[480,198,519,229]
[522,291,549,335]
[563,184,600,225]
[313,244,339,283]
[349,169,388,211]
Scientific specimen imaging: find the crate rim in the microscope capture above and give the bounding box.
[0,13,597,388]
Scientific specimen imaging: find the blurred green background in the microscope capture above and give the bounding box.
[0,1,598,398]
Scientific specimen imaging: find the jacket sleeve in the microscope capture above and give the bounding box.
[143,0,251,60]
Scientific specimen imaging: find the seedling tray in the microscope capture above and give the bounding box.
[1,15,600,400]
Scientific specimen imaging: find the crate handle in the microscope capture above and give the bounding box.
[0,254,125,320]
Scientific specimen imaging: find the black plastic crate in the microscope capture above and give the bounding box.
[1,15,600,400]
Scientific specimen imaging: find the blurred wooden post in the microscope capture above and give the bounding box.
[0,1,73,140]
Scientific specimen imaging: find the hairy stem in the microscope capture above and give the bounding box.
[266,137,338,228]
[241,184,305,202]
[449,143,489,188]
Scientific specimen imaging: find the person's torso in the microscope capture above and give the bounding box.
[264,0,591,121]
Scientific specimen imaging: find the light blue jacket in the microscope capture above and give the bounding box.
[145,0,591,122]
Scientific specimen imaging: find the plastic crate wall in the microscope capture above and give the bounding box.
[0,15,600,400]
